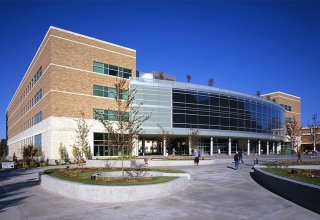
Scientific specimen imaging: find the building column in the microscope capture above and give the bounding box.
[135,135,139,156]
[210,137,213,156]
[163,137,166,157]
[267,141,269,155]
[273,142,275,154]
[277,142,281,154]
[189,137,191,155]
[228,138,231,155]
[142,139,145,156]
[258,140,261,155]
[247,139,250,156]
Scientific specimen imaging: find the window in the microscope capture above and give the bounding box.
[93,108,128,121]
[34,89,42,105]
[281,104,291,112]
[93,61,103,73]
[93,61,132,79]
[172,89,284,134]
[34,67,42,84]
[286,117,292,123]
[93,85,128,100]
[34,111,42,125]
[34,133,42,148]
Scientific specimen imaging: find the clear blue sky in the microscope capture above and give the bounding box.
[1,1,320,139]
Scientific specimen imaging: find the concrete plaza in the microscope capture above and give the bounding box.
[0,154,319,220]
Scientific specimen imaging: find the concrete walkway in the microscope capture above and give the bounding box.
[1,154,319,220]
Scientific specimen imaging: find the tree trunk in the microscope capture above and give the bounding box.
[121,154,124,180]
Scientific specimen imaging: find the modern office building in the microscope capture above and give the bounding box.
[7,26,291,160]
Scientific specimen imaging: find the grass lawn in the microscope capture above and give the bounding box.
[44,167,183,186]
[261,161,320,186]
[262,160,320,167]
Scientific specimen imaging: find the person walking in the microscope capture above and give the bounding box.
[253,152,258,165]
[218,148,221,156]
[239,150,244,164]
[291,149,294,158]
[297,150,302,162]
[234,152,240,170]
[194,149,199,165]
[172,147,176,157]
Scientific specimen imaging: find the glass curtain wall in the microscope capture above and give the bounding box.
[172,89,284,134]
[93,132,132,156]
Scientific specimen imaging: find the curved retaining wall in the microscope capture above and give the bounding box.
[39,172,189,203]
[254,167,320,214]
[93,171,190,180]
[86,158,215,167]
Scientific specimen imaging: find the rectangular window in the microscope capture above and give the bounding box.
[93,85,128,100]
[123,68,132,78]
[93,61,103,73]
[93,61,131,79]
[93,108,127,121]
[34,89,42,105]
[286,117,292,123]
[34,111,42,125]
[109,65,118,76]
[34,67,42,85]
[281,104,292,112]
[94,109,104,120]
[93,85,104,97]
[34,133,42,148]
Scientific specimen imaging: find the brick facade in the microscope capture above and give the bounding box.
[6,26,136,159]
[261,91,301,124]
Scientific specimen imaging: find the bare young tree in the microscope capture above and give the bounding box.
[307,114,320,152]
[96,78,151,179]
[285,116,302,152]
[186,128,200,156]
[157,124,175,157]
[72,111,92,167]
[208,78,214,86]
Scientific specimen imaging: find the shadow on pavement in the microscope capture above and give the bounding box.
[0,169,39,214]
[226,166,236,170]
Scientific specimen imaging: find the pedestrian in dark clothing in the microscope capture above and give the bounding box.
[297,150,302,162]
[239,150,244,164]
[234,152,240,170]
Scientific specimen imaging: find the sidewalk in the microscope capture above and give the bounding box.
[0,154,319,220]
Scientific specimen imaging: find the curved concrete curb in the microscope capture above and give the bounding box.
[94,171,190,180]
[86,158,215,167]
[38,172,189,203]
[254,166,320,214]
